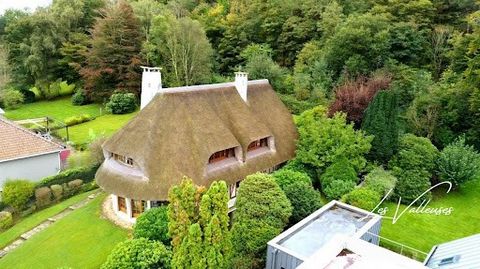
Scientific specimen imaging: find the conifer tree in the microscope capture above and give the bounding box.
[168,179,231,269]
[362,90,399,162]
[80,0,143,101]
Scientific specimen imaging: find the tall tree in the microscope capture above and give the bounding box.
[148,13,213,86]
[168,179,231,269]
[362,90,399,163]
[80,0,143,101]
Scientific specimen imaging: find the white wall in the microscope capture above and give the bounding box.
[0,152,60,189]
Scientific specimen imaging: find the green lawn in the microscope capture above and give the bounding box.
[4,97,103,121]
[0,190,96,249]
[3,96,138,146]
[379,179,480,255]
[58,112,137,145]
[0,193,129,269]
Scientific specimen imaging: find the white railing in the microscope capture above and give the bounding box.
[364,231,429,261]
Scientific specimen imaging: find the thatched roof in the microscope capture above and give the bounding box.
[96,80,298,200]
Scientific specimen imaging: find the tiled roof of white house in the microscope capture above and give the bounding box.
[424,233,480,269]
[0,118,64,162]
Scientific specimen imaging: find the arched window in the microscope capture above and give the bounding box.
[209,147,236,163]
[247,137,269,151]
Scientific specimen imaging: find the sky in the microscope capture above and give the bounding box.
[0,0,52,15]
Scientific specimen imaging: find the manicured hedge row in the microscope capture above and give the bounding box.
[37,165,100,188]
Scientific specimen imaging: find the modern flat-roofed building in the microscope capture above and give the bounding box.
[424,233,480,269]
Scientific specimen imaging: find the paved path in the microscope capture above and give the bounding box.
[0,191,101,258]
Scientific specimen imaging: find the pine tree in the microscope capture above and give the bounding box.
[80,0,143,101]
[362,90,399,163]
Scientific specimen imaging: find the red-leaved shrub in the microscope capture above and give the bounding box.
[329,75,391,126]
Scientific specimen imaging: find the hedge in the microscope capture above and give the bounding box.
[37,165,99,188]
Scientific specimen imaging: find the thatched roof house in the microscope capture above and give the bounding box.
[96,70,297,222]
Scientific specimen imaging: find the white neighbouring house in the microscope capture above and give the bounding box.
[0,117,66,190]
[95,67,298,223]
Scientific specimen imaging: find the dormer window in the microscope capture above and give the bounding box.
[209,148,236,163]
[248,137,269,151]
[111,153,134,167]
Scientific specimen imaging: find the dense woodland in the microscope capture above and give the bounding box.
[1,1,480,268]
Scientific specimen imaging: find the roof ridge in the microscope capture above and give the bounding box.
[161,79,269,94]
[0,117,64,149]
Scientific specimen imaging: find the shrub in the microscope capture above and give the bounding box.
[59,81,75,96]
[71,89,90,106]
[133,206,170,245]
[363,166,397,197]
[105,93,137,114]
[321,159,358,200]
[38,165,98,187]
[284,181,323,224]
[35,187,52,208]
[0,89,24,109]
[30,86,43,100]
[272,169,312,190]
[19,89,36,103]
[67,179,83,195]
[81,181,98,193]
[232,173,292,266]
[102,238,172,269]
[50,184,63,202]
[41,81,61,100]
[389,134,439,175]
[295,106,372,175]
[64,114,92,127]
[234,173,292,229]
[344,187,381,211]
[1,180,35,211]
[328,75,391,126]
[392,168,432,204]
[0,211,13,230]
[436,137,480,188]
[88,137,107,165]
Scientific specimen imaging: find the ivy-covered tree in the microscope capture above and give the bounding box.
[80,0,143,101]
[362,90,399,163]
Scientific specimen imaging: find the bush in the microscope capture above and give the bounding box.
[50,184,63,202]
[0,89,24,109]
[102,238,172,269]
[105,93,137,114]
[71,89,90,106]
[344,187,381,211]
[64,114,93,127]
[295,106,372,175]
[35,187,52,208]
[436,137,480,188]
[363,166,397,197]
[133,206,170,245]
[392,168,432,204]
[81,181,98,192]
[272,169,312,190]
[284,181,323,224]
[30,86,43,100]
[329,75,391,126]
[321,159,358,200]
[232,173,292,266]
[59,81,75,96]
[38,165,98,187]
[1,180,35,211]
[67,179,83,195]
[19,89,36,103]
[0,211,13,230]
[389,134,439,175]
